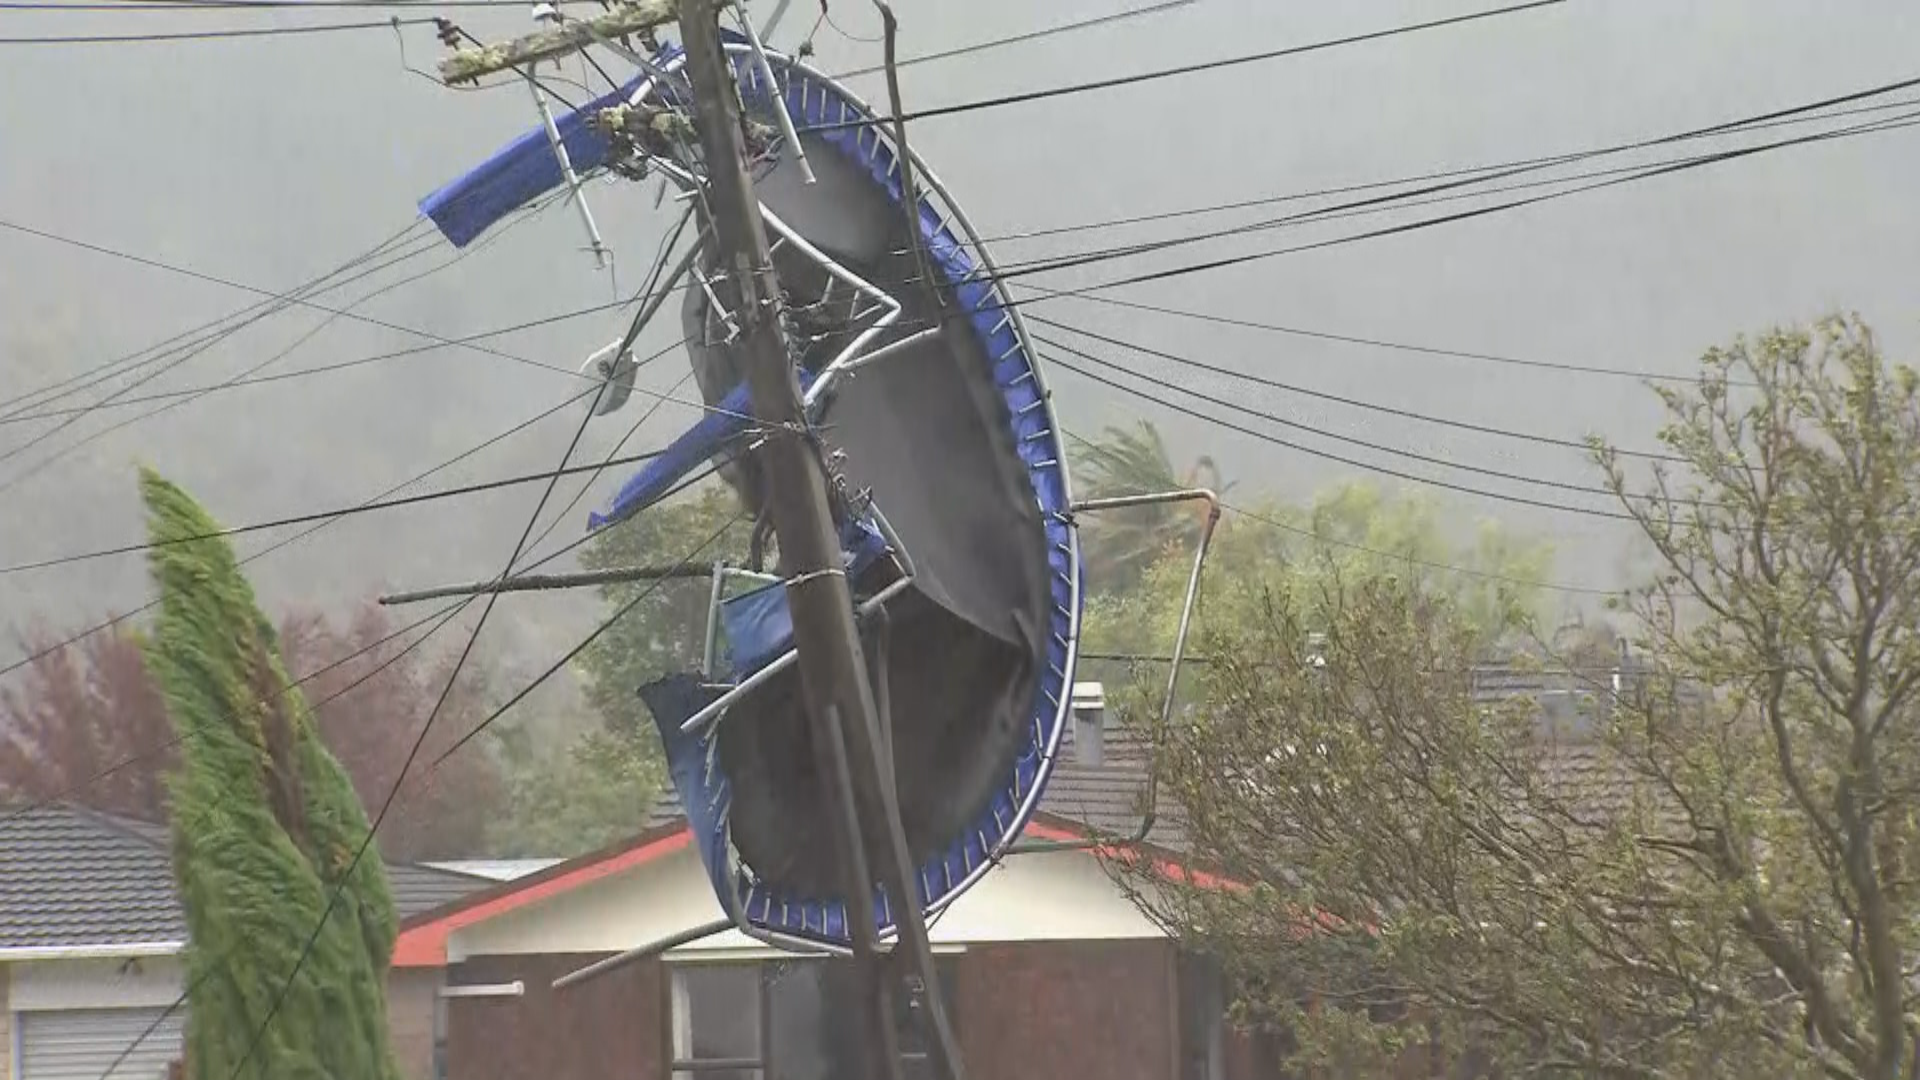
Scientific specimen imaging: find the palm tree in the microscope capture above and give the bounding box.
[1073,419,1232,592]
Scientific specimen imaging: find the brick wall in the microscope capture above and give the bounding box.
[955,940,1179,1080]
[387,967,443,1080]
[444,953,663,1080]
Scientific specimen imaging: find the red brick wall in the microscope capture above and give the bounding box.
[955,940,1179,1080]
[444,952,664,1080]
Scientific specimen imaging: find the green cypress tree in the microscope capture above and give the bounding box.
[140,469,402,1080]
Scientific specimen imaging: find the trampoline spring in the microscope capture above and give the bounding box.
[1015,398,1046,416]
[1009,369,1036,386]
[995,340,1025,361]
[1023,429,1053,444]
[1032,457,1059,468]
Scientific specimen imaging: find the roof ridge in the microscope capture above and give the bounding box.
[52,800,172,852]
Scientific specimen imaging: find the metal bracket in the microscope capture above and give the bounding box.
[527,59,611,271]
[1008,487,1220,854]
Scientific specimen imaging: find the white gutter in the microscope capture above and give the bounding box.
[0,941,184,962]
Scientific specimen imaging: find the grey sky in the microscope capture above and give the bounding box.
[2,0,1916,676]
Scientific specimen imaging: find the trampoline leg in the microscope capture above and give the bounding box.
[1010,488,1221,855]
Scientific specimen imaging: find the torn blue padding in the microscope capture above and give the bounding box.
[586,369,817,532]
[718,517,889,677]
[418,73,652,248]
[641,674,738,914]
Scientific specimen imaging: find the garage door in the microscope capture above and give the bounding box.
[20,1008,186,1080]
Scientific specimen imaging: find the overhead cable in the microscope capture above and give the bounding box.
[0,15,437,44]
[1032,316,1686,462]
[226,301,619,1080]
[800,1,1570,133]
[1043,344,1634,521]
[0,376,616,681]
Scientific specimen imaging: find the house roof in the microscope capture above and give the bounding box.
[394,717,1197,967]
[0,803,185,951]
[0,802,495,953]
[637,714,1186,848]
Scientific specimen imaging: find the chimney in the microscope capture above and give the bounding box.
[1070,681,1106,767]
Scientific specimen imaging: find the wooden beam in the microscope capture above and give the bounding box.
[438,0,695,85]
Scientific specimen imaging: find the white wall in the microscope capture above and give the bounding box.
[448,843,1166,962]
[7,957,186,1013]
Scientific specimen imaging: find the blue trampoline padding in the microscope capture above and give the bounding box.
[418,73,656,248]
[641,674,739,916]
[725,57,1081,949]
[718,516,888,677]
[587,369,817,532]
[425,41,1083,949]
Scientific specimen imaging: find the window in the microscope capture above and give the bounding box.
[668,957,959,1080]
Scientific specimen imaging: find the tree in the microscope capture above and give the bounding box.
[140,469,402,1080]
[0,622,172,820]
[488,482,748,856]
[0,602,509,861]
[1120,316,1920,1079]
[1074,419,1234,592]
[279,603,508,863]
[1080,479,1550,679]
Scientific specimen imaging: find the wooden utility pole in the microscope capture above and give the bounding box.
[674,5,964,1080]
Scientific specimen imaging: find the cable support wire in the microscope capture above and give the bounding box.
[1058,430,1613,597]
[0,212,532,493]
[1044,343,1635,521]
[1030,315,1684,463]
[0,215,759,426]
[797,1,1569,134]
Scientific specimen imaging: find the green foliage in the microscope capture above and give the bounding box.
[1080,479,1551,694]
[1073,419,1233,591]
[140,469,401,1080]
[1121,316,1920,1080]
[488,483,748,856]
[493,727,667,856]
[575,483,749,737]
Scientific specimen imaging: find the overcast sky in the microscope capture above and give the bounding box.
[2,0,1916,681]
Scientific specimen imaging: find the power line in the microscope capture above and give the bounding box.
[1041,331,1644,511]
[0,438,671,576]
[0,225,494,493]
[1015,284,1711,386]
[801,1,1569,133]
[0,0,542,8]
[6,443,731,824]
[0,374,613,682]
[1032,316,1686,462]
[426,510,744,770]
[0,215,755,424]
[0,189,567,494]
[0,219,431,420]
[227,302,616,1079]
[953,95,1920,254]
[828,0,1198,79]
[0,292,634,427]
[1036,105,1920,298]
[0,592,472,826]
[983,107,1920,284]
[0,15,436,44]
[1044,342,1634,521]
[1058,429,1612,597]
[520,209,698,561]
